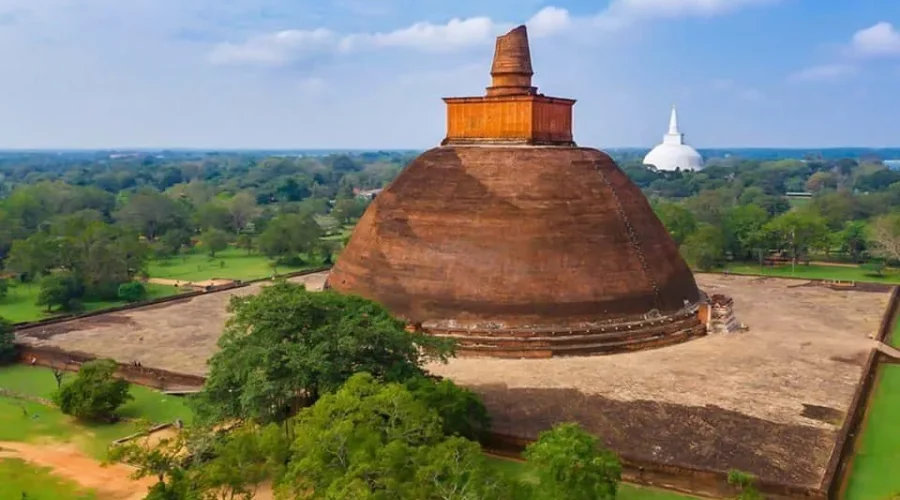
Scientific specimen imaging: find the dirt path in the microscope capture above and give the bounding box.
[0,441,155,500]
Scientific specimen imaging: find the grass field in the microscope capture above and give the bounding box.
[844,365,900,500]
[0,282,180,324]
[0,365,193,426]
[0,458,97,500]
[485,456,697,500]
[0,365,194,459]
[147,247,312,282]
[723,263,900,284]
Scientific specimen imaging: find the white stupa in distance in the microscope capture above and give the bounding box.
[643,106,704,171]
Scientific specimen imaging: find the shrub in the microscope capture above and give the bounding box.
[524,423,621,500]
[54,359,133,422]
[0,278,8,300]
[36,271,84,312]
[118,281,148,303]
[728,469,762,500]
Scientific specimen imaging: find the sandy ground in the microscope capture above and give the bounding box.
[0,441,155,500]
[12,272,891,487]
[145,278,236,288]
[429,274,887,429]
[16,273,328,376]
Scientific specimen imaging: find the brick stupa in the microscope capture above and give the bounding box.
[328,26,706,358]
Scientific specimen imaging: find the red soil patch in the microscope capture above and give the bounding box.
[0,441,155,500]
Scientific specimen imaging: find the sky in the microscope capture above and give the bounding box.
[1,0,900,149]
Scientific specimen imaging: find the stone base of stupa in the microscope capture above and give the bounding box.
[421,307,706,359]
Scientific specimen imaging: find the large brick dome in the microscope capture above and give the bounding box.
[328,26,705,357]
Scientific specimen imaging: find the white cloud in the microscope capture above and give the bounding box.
[342,17,500,53]
[787,64,856,83]
[209,28,337,66]
[849,22,900,58]
[602,0,778,22]
[527,7,572,37]
[210,1,782,67]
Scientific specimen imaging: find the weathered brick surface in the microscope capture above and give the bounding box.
[330,145,702,347]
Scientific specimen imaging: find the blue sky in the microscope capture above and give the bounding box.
[1,0,899,149]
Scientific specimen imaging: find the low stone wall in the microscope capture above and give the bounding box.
[825,285,900,499]
[12,266,332,330]
[702,271,896,294]
[16,345,207,390]
[482,432,823,500]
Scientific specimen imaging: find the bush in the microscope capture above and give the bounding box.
[0,278,8,300]
[36,271,84,312]
[54,359,133,422]
[727,469,762,500]
[118,281,148,303]
[862,260,886,277]
[524,423,621,500]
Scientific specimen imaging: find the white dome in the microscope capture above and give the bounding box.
[643,106,704,172]
[644,143,704,172]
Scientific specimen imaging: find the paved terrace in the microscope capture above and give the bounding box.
[14,273,890,487]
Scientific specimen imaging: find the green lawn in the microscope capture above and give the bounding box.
[0,365,194,459]
[0,282,179,324]
[722,263,900,284]
[0,365,193,426]
[844,365,900,500]
[485,456,697,500]
[147,247,312,282]
[0,458,97,500]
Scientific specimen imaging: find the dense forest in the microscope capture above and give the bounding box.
[0,151,410,313]
[2,148,900,316]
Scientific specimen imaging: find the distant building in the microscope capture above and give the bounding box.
[357,188,382,200]
[643,106,704,172]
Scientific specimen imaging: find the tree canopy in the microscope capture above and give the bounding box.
[54,358,133,421]
[193,281,453,424]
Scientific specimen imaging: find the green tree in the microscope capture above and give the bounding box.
[837,220,868,262]
[404,376,491,441]
[157,229,193,259]
[257,213,323,265]
[5,233,60,280]
[63,222,150,300]
[331,197,369,225]
[109,428,198,500]
[54,359,132,421]
[226,192,260,233]
[200,228,229,258]
[235,232,255,255]
[523,423,622,500]
[680,224,726,271]
[117,282,148,303]
[0,278,8,300]
[114,189,189,241]
[280,373,511,500]
[722,204,770,260]
[763,209,830,264]
[0,316,15,364]
[805,171,836,193]
[653,201,697,245]
[194,282,453,425]
[868,213,900,262]
[36,271,84,312]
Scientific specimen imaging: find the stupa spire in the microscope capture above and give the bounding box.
[486,25,537,97]
[668,105,680,135]
[441,25,575,146]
